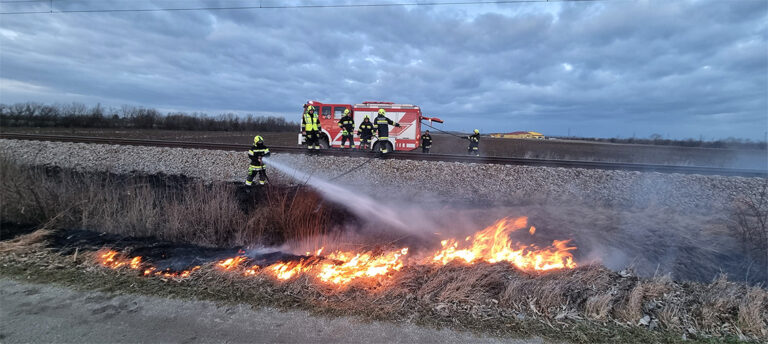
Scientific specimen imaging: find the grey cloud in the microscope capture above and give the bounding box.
[0,0,765,139]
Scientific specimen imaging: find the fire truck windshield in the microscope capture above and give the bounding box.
[321,106,332,119]
[334,107,348,118]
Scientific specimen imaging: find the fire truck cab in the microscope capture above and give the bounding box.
[298,100,439,152]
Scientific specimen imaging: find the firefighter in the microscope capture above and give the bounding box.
[467,129,480,156]
[372,108,400,153]
[246,135,270,188]
[337,108,355,149]
[420,130,432,153]
[357,115,374,150]
[302,105,322,150]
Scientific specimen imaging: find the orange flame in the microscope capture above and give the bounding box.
[99,250,125,268]
[93,217,577,284]
[244,265,260,276]
[269,258,317,280]
[217,256,247,270]
[316,248,408,284]
[263,248,410,284]
[97,249,199,278]
[430,217,576,271]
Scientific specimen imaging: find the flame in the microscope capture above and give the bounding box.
[130,256,142,269]
[100,250,118,267]
[269,259,316,280]
[430,217,576,271]
[244,265,260,276]
[97,249,200,278]
[261,248,410,284]
[93,217,577,284]
[316,248,408,284]
[217,256,247,270]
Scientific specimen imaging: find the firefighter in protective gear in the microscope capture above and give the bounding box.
[337,108,355,149]
[246,135,270,187]
[357,115,374,150]
[467,129,480,156]
[302,105,322,150]
[420,130,432,153]
[372,108,400,153]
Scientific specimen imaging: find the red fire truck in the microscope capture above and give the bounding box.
[298,101,443,152]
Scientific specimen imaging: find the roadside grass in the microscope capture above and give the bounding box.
[0,157,336,247]
[0,230,766,343]
[2,158,767,342]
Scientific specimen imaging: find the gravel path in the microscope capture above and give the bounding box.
[1,139,765,211]
[0,278,536,344]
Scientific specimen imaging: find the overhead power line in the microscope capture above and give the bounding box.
[1,0,608,15]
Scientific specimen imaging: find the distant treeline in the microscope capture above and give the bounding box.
[554,134,767,150]
[0,102,298,132]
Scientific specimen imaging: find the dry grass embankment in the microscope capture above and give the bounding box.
[1,158,767,342]
[0,157,335,246]
[0,232,766,343]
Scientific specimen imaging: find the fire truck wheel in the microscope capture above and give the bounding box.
[372,141,393,153]
[319,136,330,149]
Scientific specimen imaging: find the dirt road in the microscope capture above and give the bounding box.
[0,278,544,343]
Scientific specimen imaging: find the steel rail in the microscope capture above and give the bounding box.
[1,132,766,178]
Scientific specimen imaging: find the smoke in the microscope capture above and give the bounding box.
[264,157,411,231]
[264,156,765,283]
[262,157,493,245]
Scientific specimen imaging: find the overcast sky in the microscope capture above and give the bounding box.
[0,0,766,139]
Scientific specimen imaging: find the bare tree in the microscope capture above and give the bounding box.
[732,181,768,282]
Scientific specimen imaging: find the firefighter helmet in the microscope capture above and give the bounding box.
[378,108,386,115]
[253,135,263,144]
[344,108,350,115]
[474,129,480,134]
[307,105,315,112]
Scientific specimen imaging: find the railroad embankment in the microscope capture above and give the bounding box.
[1,138,764,211]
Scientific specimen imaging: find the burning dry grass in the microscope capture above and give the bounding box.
[82,241,765,342]
[1,230,766,343]
[85,216,577,288]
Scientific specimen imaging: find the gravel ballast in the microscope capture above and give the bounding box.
[1,139,765,211]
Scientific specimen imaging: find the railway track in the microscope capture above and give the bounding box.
[2,132,766,177]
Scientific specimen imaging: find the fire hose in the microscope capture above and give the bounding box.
[328,120,452,180]
[328,155,377,181]
[421,120,469,140]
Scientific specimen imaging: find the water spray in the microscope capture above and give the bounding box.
[263,157,410,231]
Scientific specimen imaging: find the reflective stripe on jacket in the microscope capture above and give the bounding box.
[248,144,270,166]
[358,122,374,139]
[337,115,355,133]
[303,113,319,131]
[468,134,480,146]
[421,134,432,146]
[373,115,394,139]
